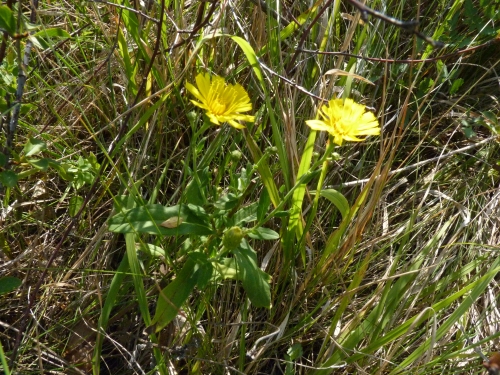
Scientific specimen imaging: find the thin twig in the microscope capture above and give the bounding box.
[89,0,159,23]
[327,136,498,189]
[298,37,500,64]
[345,0,444,48]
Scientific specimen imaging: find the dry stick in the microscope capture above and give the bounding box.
[259,61,327,102]
[247,0,290,26]
[298,37,500,65]
[286,0,444,75]
[285,0,333,75]
[89,0,160,23]
[166,0,218,52]
[9,0,167,368]
[345,0,444,48]
[326,136,498,189]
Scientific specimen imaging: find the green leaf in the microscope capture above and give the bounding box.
[214,193,240,210]
[108,204,213,236]
[212,258,238,280]
[0,170,18,187]
[117,28,138,96]
[257,188,271,222]
[189,252,213,289]
[284,129,317,261]
[247,227,280,240]
[29,28,71,49]
[274,210,290,218]
[228,36,263,83]
[24,138,47,157]
[233,243,271,308]
[185,169,209,206]
[286,343,303,361]
[0,276,22,295]
[318,189,350,220]
[27,158,50,171]
[449,78,464,95]
[140,243,166,258]
[230,201,258,226]
[69,195,84,217]
[0,152,6,167]
[482,110,499,134]
[482,111,498,127]
[0,5,16,35]
[151,254,212,332]
[462,126,476,139]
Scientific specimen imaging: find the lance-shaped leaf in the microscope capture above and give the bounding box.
[150,254,212,333]
[234,242,271,308]
[108,204,213,236]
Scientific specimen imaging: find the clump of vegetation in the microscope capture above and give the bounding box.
[1,0,499,374]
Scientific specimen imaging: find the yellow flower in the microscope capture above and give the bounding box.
[306,98,380,145]
[186,73,255,129]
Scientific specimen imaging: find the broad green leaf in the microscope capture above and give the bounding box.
[0,5,16,35]
[449,78,464,95]
[482,111,498,127]
[139,243,166,258]
[212,258,238,280]
[185,168,209,206]
[69,195,84,217]
[27,158,50,171]
[29,28,71,49]
[189,252,213,289]
[186,204,210,223]
[228,35,263,83]
[0,170,18,187]
[230,201,258,226]
[317,189,350,220]
[0,276,22,295]
[234,243,271,308]
[286,343,303,361]
[247,227,279,240]
[93,252,129,375]
[151,255,212,332]
[24,138,46,157]
[108,204,213,236]
[31,27,70,38]
[214,193,240,210]
[112,195,140,213]
[482,110,499,134]
[284,129,317,261]
[117,28,137,96]
[257,188,271,222]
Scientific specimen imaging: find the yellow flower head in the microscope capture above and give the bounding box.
[186,73,255,129]
[306,98,380,145]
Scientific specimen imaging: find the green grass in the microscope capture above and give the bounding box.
[1,0,500,374]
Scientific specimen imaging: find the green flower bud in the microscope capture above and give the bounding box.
[223,226,245,250]
[230,150,242,162]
